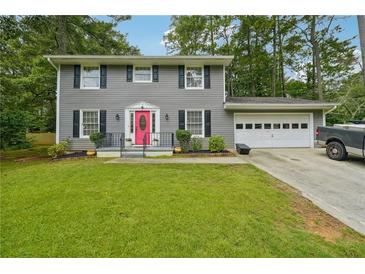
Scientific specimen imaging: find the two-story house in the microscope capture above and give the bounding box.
[45,55,336,156]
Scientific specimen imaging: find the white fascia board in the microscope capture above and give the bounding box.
[43,55,234,66]
[224,103,337,110]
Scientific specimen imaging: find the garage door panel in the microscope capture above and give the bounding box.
[234,114,311,148]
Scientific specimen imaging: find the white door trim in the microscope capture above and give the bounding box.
[233,112,314,148]
[125,107,160,144]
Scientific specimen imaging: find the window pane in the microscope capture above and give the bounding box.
[273,123,280,129]
[186,67,203,88]
[152,113,156,133]
[135,66,152,82]
[255,123,262,129]
[82,66,100,88]
[186,111,203,135]
[283,123,290,129]
[82,111,99,136]
[264,123,271,129]
[83,67,99,77]
[292,123,299,129]
[301,123,308,129]
[245,124,253,129]
[130,113,134,133]
[236,123,243,129]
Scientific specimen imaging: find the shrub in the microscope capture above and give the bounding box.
[47,139,69,158]
[191,137,203,152]
[89,132,105,148]
[175,129,192,152]
[208,136,225,153]
[0,110,31,149]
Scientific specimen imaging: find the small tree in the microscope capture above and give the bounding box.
[175,130,192,152]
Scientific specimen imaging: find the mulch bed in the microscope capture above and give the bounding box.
[174,150,235,157]
[52,151,88,161]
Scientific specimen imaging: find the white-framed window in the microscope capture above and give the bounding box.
[81,66,100,89]
[134,66,152,82]
[80,110,99,138]
[185,110,204,137]
[185,66,204,89]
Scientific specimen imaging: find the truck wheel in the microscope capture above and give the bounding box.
[326,141,347,161]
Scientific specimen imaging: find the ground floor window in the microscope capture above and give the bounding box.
[81,110,99,137]
[186,110,203,137]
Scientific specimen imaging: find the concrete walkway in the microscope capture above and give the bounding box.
[240,148,365,235]
[106,156,246,164]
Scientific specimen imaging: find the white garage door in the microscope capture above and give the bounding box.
[234,113,312,148]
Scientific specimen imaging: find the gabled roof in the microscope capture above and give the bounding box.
[224,97,337,110]
[45,55,234,66]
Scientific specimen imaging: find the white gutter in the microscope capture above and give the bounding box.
[47,57,60,144]
[224,103,337,110]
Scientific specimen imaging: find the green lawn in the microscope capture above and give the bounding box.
[1,149,365,257]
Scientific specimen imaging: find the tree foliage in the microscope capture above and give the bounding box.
[164,15,364,122]
[0,16,139,149]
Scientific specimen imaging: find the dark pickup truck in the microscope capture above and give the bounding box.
[316,123,365,161]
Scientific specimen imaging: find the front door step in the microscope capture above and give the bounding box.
[121,151,144,158]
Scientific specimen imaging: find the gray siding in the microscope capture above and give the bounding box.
[59,64,232,150]
[58,64,324,150]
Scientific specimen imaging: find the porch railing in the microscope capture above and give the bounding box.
[143,132,175,157]
[100,132,123,148]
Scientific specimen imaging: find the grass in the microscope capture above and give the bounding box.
[1,148,365,257]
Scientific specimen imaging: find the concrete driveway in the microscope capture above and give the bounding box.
[241,148,365,235]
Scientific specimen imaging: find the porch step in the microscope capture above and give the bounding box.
[121,151,144,158]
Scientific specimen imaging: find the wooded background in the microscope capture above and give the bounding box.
[1,16,364,149]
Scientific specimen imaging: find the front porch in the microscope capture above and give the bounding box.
[96,132,175,158]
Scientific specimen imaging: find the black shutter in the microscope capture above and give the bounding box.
[178,110,185,130]
[100,110,107,134]
[73,65,81,88]
[204,110,211,137]
[178,65,185,89]
[152,65,159,82]
[204,65,210,89]
[127,65,133,82]
[73,110,80,138]
[100,65,107,89]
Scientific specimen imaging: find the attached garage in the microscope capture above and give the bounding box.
[234,113,312,148]
[224,97,337,148]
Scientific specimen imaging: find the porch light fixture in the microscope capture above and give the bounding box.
[165,113,169,121]
[115,114,120,121]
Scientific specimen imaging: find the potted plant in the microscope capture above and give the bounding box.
[152,138,159,146]
[125,138,132,147]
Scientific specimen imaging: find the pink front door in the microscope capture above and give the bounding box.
[135,111,150,145]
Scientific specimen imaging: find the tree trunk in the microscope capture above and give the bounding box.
[311,16,323,100]
[56,16,68,54]
[209,16,215,55]
[272,16,277,97]
[277,18,285,97]
[247,26,255,96]
[357,15,365,85]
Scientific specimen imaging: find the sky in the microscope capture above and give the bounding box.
[104,16,360,55]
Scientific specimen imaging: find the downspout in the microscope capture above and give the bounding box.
[47,57,60,144]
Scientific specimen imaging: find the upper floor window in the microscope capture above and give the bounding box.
[185,66,203,89]
[134,66,152,82]
[82,66,100,89]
